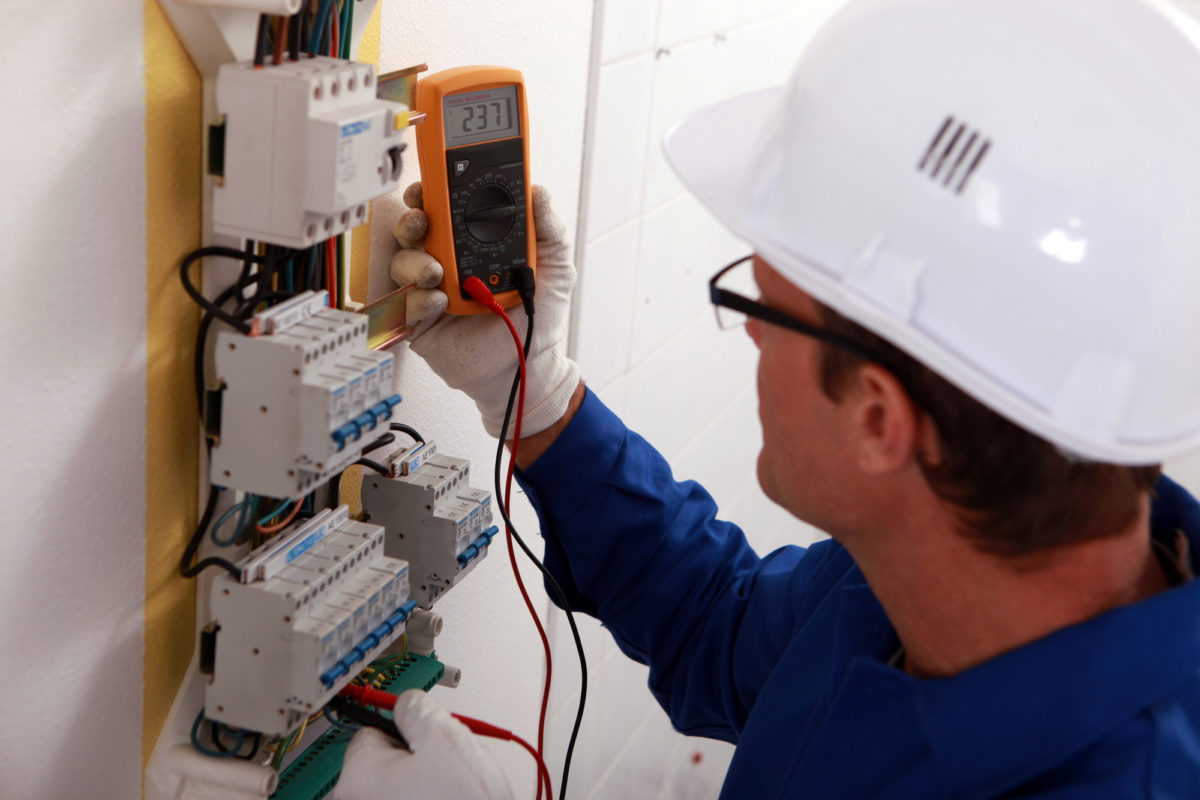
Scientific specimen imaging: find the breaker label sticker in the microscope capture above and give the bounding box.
[362,364,380,401]
[348,375,365,408]
[331,384,348,426]
[287,525,328,565]
[337,120,370,184]
[456,517,473,552]
[339,138,357,184]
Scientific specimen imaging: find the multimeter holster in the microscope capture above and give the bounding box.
[415,66,535,316]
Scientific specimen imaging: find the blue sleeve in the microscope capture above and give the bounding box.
[517,388,849,742]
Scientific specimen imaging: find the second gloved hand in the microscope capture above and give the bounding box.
[334,690,514,800]
[390,182,581,439]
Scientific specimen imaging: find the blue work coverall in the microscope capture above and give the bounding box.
[518,389,1200,798]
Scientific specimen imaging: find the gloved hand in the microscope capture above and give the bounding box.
[390,182,581,439]
[334,690,515,800]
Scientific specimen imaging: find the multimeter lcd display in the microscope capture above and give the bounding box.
[443,86,521,147]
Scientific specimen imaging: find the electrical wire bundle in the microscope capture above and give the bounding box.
[462,274,588,800]
[179,238,348,580]
[253,0,359,69]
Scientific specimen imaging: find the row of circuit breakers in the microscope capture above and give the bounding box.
[205,291,498,736]
[198,56,495,736]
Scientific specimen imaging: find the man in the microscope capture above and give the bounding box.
[337,0,1200,796]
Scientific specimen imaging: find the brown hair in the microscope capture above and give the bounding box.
[815,304,1160,558]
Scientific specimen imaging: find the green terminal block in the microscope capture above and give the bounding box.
[271,652,445,800]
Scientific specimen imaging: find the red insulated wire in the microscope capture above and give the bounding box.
[340,683,394,708]
[462,277,552,800]
[326,238,337,308]
[329,1,339,57]
[453,712,552,799]
[337,685,552,798]
[273,16,289,66]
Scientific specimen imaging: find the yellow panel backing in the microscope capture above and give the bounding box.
[142,0,202,792]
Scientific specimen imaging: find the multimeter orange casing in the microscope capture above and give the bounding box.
[415,66,535,316]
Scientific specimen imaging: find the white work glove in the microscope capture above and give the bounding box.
[390,182,581,439]
[334,690,515,800]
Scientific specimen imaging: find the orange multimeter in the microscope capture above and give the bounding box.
[415,66,535,315]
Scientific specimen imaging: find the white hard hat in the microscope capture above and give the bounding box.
[664,0,1200,465]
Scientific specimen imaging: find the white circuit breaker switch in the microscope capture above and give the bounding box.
[212,56,410,248]
[362,447,498,607]
[206,506,416,736]
[210,291,401,499]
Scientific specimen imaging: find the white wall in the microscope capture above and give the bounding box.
[0,3,148,799]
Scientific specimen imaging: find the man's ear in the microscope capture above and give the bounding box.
[847,364,922,475]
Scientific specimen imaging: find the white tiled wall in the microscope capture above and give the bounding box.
[554,1,848,796]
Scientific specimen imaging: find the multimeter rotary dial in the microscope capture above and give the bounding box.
[463,183,517,243]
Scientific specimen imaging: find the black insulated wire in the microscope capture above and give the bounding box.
[515,265,536,317]
[494,307,587,800]
[300,5,311,57]
[181,248,260,334]
[180,460,242,580]
[181,245,299,334]
[361,433,396,455]
[289,9,302,61]
[355,458,391,478]
[389,423,425,444]
[253,14,270,67]
[237,732,262,761]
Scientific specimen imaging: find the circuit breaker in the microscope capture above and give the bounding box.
[205,506,416,736]
[361,442,498,607]
[212,56,411,248]
[209,291,402,499]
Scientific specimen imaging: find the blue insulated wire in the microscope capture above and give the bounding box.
[257,498,294,527]
[211,497,253,547]
[308,0,336,54]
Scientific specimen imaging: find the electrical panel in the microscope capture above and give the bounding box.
[205,505,416,736]
[212,57,411,248]
[209,290,402,499]
[149,7,519,796]
[361,441,498,607]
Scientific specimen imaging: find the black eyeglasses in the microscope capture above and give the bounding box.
[709,255,893,367]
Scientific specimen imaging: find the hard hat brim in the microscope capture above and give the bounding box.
[663,87,782,250]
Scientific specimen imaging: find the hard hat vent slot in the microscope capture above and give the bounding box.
[917,115,991,195]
